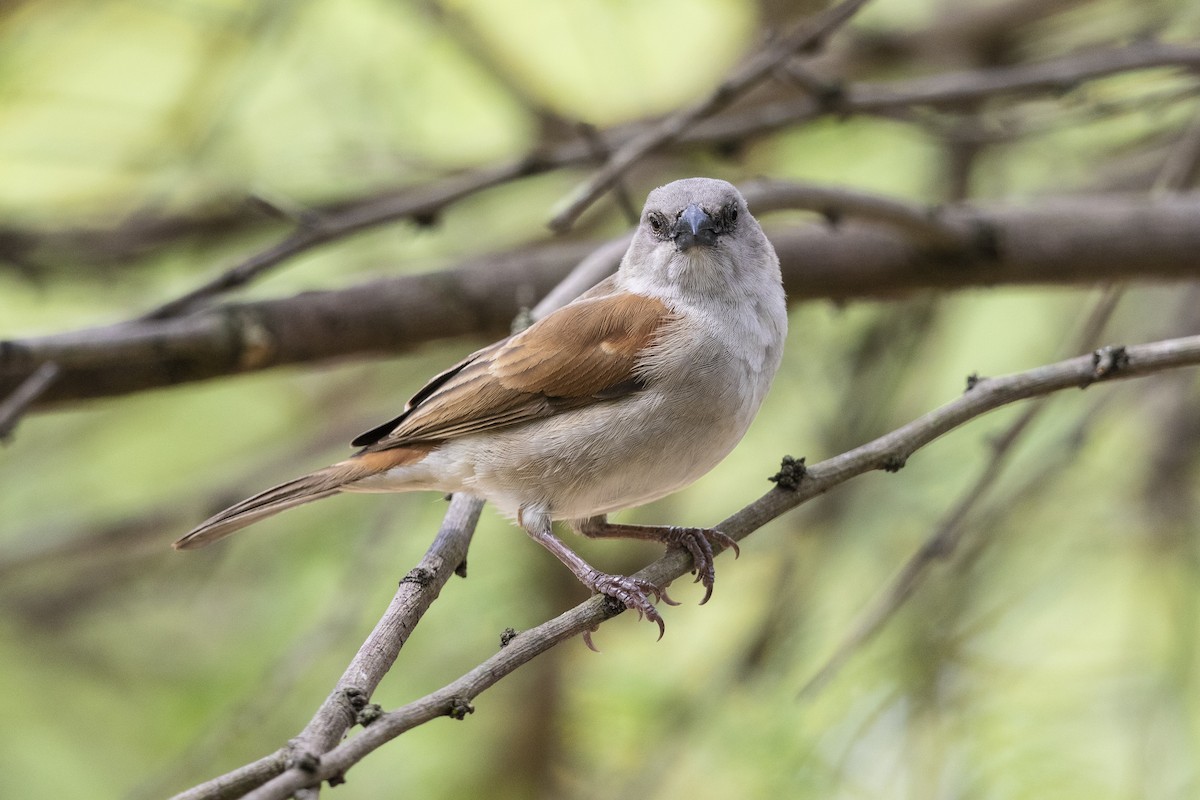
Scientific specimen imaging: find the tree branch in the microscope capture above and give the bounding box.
[546,0,876,231]
[694,39,1200,143]
[6,191,1200,409]
[139,162,540,320]
[225,332,1200,799]
[0,361,58,442]
[7,40,1192,289]
[170,496,482,800]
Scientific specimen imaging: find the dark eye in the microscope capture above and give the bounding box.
[726,204,739,225]
[647,212,667,235]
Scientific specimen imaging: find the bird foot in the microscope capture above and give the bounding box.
[587,571,677,640]
[659,527,739,605]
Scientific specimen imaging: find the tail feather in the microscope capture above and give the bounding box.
[174,449,424,550]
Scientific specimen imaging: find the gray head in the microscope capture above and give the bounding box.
[621,177,778,301]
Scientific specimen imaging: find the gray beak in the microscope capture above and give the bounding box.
[672,203,717,250]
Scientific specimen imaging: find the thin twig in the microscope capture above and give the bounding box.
[795,106,1200,699]
[546,0,876,231]
[169,496,482,800]
[140,161,535,320]
[692,40,1200,143]
[576,122,641,225]
[0,362,59,442]
[742,179,964,249]
[796,285,1122,699]
[236,333,1200,799]
[530,233,633,318]
[6,41,1195,289]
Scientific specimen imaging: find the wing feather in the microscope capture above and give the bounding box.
[354,288,672,452]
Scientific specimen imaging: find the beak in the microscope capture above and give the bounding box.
[672,204,718,250]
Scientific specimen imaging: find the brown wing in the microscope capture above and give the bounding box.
[353,289,673,451]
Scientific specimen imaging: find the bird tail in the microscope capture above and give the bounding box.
[173,449,423,550]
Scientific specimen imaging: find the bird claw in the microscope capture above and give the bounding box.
[582,625,602,652]
[664,527,738,605]
[588,572,671,639]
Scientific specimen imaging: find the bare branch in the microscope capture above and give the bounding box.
[0,362,59,442]
[693,40,1200,143]
[176,213,609,799]
[235,333,1200,799]
[796,102,1200,699]
[546,0,875,231]
[140,162,538,320]
[8,42,1193,291]
[796,285,1123,699]
[6,192,1200,409]
[742,179,964,249]
[169,496,482,800]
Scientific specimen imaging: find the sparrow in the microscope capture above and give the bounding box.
[176,177,788,635]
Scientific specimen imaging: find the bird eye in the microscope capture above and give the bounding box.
[647,213,667,235]
[726,204,739,224]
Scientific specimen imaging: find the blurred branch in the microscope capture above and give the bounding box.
[175,217,604,800]
[6,41,1194,287]
[743,179,964,248]
[139,162,539,319]
[0,361,58,442]
[5,191,1200,409]
[797,102,1200,699]
[700,40,1200,141]
[199,332,1200,799]
[546,0,876,231]
[797,285,1123,699]
[170,495,480,800]
[840,40,1200,112]
[832,0,1094,69]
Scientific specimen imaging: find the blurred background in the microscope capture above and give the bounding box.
[2,0,1200,798]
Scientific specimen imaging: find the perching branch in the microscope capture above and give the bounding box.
[797,103,1200,700]
[168,497,482,800]
[173,214,609,800]
[199,332,1200,800]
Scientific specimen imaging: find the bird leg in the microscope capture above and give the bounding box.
[572,515,739,605]
[519,508,675,638]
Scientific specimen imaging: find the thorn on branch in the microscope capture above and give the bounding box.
[965,372,984,391]
[499,627,519,648]
[328,772,347,787]
[882,454,908,472]
[356,704,383,727]
[446,698,475,720]
[455,558,468,578]
[769,455,807,490]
